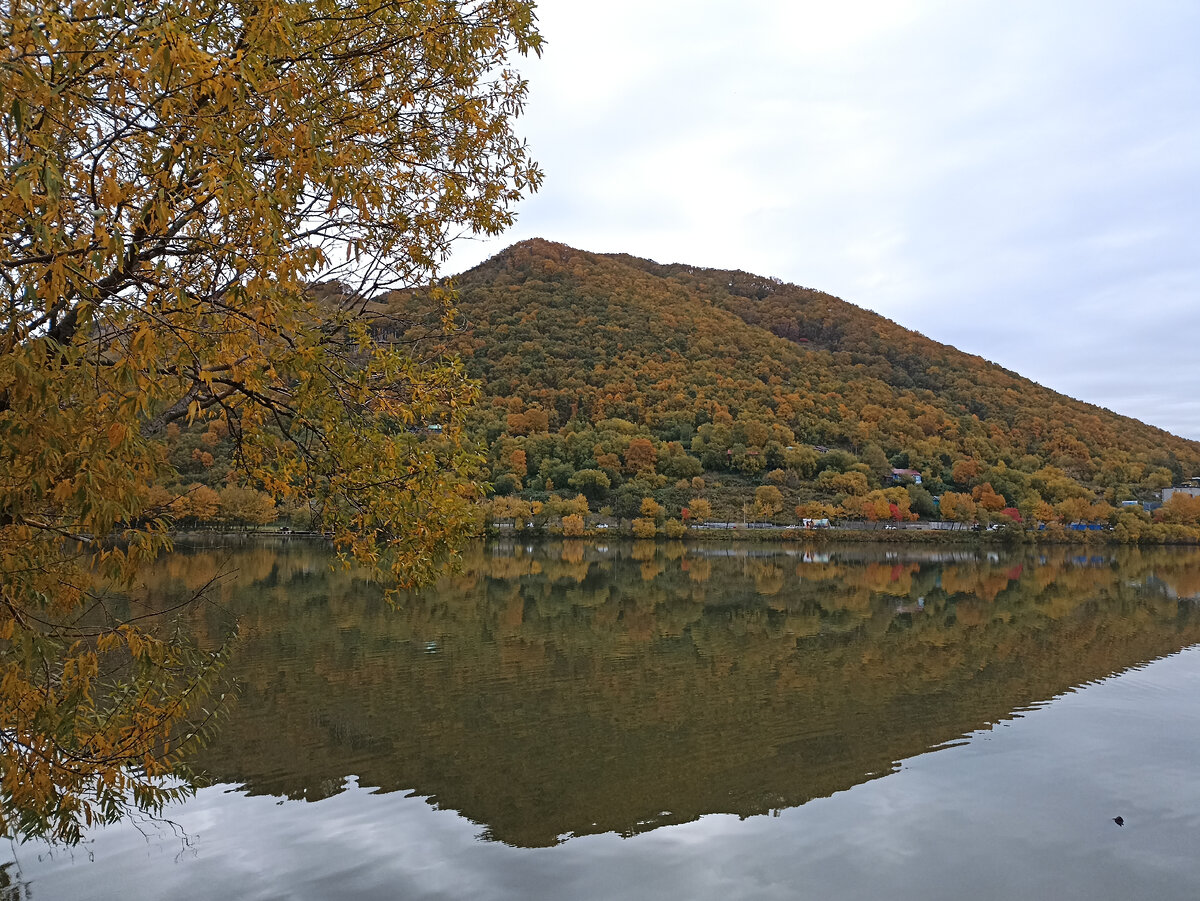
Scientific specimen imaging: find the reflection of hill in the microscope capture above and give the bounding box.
[159,540,1200,848]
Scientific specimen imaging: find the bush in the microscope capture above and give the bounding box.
[632,517,658,538]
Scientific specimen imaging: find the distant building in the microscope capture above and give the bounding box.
[1163,487,1200,502]
[890,468,923,485]
[1163,478,1200,503]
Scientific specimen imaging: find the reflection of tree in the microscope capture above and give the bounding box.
[0,561,234,845]
[630,540,658,562]
[0,861,30,901]
[684,557,711,584]
[154,539,1200,849]
[750,561,785,596]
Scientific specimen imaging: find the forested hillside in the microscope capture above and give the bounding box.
[377,239,1200,532]
[163,238,1200,534]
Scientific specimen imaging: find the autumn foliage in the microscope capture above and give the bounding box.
[377,240,1200,531]
[0,0,541,843]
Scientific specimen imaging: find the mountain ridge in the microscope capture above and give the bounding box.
[548,239,1172,439]
[454,239,1188,431]
[393,237,1197,524]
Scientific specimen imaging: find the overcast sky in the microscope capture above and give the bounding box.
[444,0,1200,440]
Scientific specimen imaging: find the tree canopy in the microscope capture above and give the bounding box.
[380,239,1200,529]
[0,0,541,843]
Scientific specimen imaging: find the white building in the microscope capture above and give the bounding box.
[1163,479,1200,503]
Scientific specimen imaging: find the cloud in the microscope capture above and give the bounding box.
[446,0,1200,438]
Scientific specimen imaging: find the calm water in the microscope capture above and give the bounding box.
[7,539,1200,899]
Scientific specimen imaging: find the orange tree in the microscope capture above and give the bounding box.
[0,0,541,842]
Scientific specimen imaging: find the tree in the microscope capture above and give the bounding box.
[491,473,519,496]
[490,496,533,524]
[952,459,981,486]
[640,497,665,522]
[783,445,820,479]
[624,438,658,475]
[906,484,938,519]
[940,491,977,523]
[178,483,221,524]
[632,518,658,538]
[0,0,541,844]
[508,449,529,477]
[568,468,611,502]
[973,482,1007,512]
[546,493,589,518]
[611,487,643,522]
[1157,493,1200,526]
[218,486,278,529]
[818,470,869,497]
[754,485,784,519]
[796,501,838,522]
[688,498,713,523]
[860,443,891,485]
[846,489,912,522]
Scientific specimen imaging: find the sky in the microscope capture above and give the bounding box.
[443,0,1200,440]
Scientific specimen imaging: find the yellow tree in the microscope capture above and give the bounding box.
[218,486,277,529]
[795,501,838,522]
[177,483,221,523]
[632,518,658,538]
[940,491,977,523]
[0,0,541,843]
[1158,494,1200,525]
[640,497,664,522]
[754,485,784,519]
[687,498,713,523]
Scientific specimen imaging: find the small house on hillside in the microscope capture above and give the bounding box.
[1163,477,1200,503]
[890,468,923,485]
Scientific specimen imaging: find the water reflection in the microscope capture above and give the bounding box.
[132,539,1200,849]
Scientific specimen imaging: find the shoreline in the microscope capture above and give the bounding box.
[165,525,1200,547]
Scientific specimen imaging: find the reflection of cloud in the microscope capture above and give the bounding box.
[26,643,1200,901]
[13,553,1200,900]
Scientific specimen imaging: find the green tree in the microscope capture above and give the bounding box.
[906,484,938,519]
[569,468,612,502]
[0,0,541,844]
[783,445,820,479]
[860,443,892,485]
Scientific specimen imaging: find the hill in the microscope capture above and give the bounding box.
[378,238,1200,528]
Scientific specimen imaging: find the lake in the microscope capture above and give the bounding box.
[6,539,1200,900]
